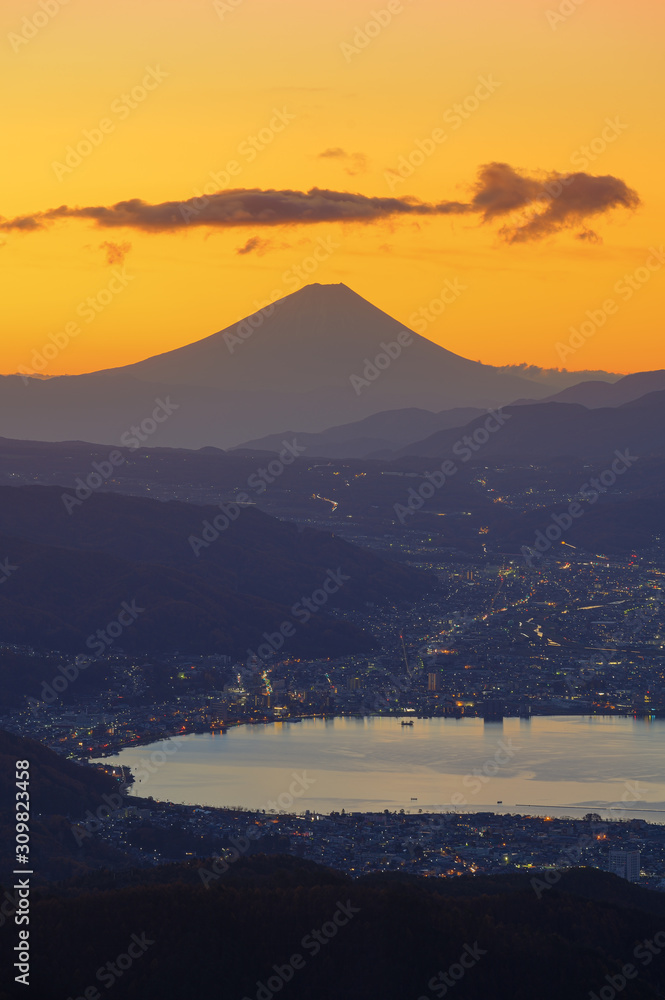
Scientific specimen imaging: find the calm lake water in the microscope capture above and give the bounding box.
[93,716,665,821]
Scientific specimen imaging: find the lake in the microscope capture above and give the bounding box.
[92,715,665,820]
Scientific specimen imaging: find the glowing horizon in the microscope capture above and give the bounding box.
[1,0,663,378]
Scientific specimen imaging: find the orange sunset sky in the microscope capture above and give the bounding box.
[1,0,663,377]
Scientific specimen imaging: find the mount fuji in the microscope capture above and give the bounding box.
[2,283,557,449]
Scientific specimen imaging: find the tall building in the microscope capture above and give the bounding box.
[609,850,641,882]
[428,672,439,692]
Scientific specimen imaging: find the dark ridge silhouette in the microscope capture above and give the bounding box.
[0,484,431,656]
[398,391,665,460]
[7,855,665,1000]
[514,369,665,408]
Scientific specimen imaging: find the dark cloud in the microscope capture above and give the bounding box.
[575,228,603,244]
[319,147,347,159]
[0,163,640,244]
[497,362,621,380]
[236,236,274,256]
[99,240,131,265]
[0,189,443,233]
[466,162,544,220]
[485,165,640,243]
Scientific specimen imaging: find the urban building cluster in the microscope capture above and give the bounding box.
[69,789,662,889]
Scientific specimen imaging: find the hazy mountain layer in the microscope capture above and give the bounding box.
[0,485,431,656]
[1,284,559,449]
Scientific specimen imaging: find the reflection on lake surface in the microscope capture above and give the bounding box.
[93,715,665,820]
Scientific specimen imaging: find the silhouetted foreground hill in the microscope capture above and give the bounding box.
[3,857,665,999]
[0,485,432,656]
[0,730,133,880]
[0,729,118,816]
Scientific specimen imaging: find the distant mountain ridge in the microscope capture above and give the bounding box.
[235,377,665,461]
[235,405,486,459]
[397,390,665,461]
[514,369,665,408]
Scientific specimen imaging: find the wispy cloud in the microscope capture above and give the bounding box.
[236,236,276,256]
[575,228,602,244]
[99,240,131,265]
[0,163,639,244]
[318,147,369,176]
